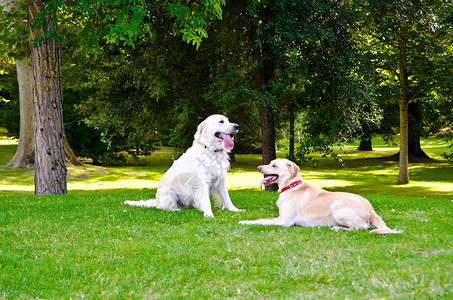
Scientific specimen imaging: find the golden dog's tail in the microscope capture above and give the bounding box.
[369,213,403,234]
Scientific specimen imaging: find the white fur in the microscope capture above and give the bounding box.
[124,114,240,218]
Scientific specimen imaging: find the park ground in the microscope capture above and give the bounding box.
[0,130,452,298]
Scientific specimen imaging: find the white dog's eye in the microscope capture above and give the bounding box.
[272,164,277,168]
[219,120,224,123]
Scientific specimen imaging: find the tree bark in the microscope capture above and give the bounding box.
[397,25,409,185]
[357,134,372,151]
[259,106,277,165]
[3,0,81,169]
[64,135,83,165]
[398,101,409,184]
[2,0,34,169]
[246,5,278,191]
[7,58,35,169]
[289,110,295,157]
[408,102,430,159]
[27,0,67,194]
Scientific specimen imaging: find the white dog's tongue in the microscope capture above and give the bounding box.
[222,134,234,151]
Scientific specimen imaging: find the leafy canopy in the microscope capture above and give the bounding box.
[1,0,226,54]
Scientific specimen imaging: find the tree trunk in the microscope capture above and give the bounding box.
[27,0,67,194]
[289,110,295,156]
[259,106,277,164]
[408,102,430,159]
[357,134,372,151]
[398,101,409,184]
[397,25,409,185]
[64,135,83,165]
[3,0,34,169]
[3,0,81,169]
[7,58,35,169]
[247,5,278,191]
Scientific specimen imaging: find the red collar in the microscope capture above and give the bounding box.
[281,180,303,193]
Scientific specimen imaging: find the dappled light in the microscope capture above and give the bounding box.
[1,134,451,198]
[0,0,451,296]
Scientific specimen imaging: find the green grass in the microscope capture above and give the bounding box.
[1,130,452,298]
[1,193,451,298]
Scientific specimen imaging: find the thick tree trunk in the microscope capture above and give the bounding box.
[408,102,430,159]
[247,6,277,191]
[259,106,277,165]
[7,58,35,169]
[357,134,372,151]
[3,0,35,169]
[391,102,433,163]
[27,0,67,194]
[3,0,80,169]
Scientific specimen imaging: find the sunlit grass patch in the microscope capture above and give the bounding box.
[1,133,452,198]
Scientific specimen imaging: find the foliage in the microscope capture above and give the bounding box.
[63,88,133,165]
[0,0,28,59]
[168,0,225,49]
[1,0,451,165]
[263,0,381,162]
[0,0,230,164]
[66,1,261,156]
[440,132,453,162]
[355,0,453,142]
[0,63,19,135]
[28,0,226,52]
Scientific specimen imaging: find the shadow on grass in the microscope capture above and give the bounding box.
[0,144,19,165]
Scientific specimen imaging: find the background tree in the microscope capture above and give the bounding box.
[1,0,82,168]
[1,0,35,168]
[271,0,379,165]
[15,0,227,194]
[357,0,453,184]
[65,0,381,170]
[26,0,67,194]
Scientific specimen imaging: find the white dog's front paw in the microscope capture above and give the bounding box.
[228,206,243,212]
[204,211,214,218]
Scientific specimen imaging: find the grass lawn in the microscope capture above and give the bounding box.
[1,130,452,298]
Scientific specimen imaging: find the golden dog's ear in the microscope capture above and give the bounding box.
[194,121,207,142]
[287,162,300,179]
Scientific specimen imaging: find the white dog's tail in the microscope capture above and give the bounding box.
[124,199,158,208]
[369,213,403,234]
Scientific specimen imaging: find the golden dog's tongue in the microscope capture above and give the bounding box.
[260,175,278,190]
[222,134,234,151]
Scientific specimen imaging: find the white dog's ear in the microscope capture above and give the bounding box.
[287,162,300,179]
[194,121,207,142]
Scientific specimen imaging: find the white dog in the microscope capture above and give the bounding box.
[239,159,401,234]
[124,114,241,217]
